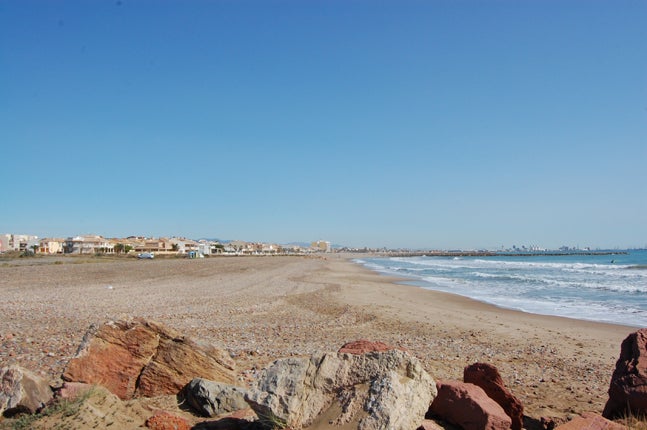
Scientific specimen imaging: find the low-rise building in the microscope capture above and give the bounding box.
[0,234,11,252]
[65,235,114,254]
[311,240,332,253]
[39,238,65,254]
[169,237,200,254]
[133,238,173,253]
[0,234,39,252]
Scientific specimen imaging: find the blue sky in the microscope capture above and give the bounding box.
[1,0,646,249]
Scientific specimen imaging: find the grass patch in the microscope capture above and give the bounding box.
[621,413,647,430]
[9,386,96,430]
[257,411,291,429]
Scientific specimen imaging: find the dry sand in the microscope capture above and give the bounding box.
[0,253,634,425]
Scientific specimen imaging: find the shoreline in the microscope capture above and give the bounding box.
[350,252,644,328]
[0,254,634,423]
[306,255,634,420]
[371,251,628,258]
[343,253,634,334]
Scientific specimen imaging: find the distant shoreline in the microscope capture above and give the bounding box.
[372,251,628,258]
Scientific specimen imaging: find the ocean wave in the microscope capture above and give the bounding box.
[472,259,630,271]
[396,257,632,274]
[357,253,647,326]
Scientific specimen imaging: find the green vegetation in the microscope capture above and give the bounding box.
[621,411,647,429]
[257,411,290,429]
[7,386,96,430]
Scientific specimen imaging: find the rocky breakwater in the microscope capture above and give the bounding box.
[4,322,647,430]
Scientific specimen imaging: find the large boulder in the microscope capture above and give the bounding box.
[464,362,524,430]
[0,365,53,416]
[184,378,249,417]
[429,380,512,430]
[554,412,625,430]
[62,318,236,400]
[603,328,647,419]
[245,349,436,430]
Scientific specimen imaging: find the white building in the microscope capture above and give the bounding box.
[311,240,332,253]
[64,235,114,254]
[169,237,200,254]
[0,234,39,252]
[197,240,211,256]
[0,234,10,252]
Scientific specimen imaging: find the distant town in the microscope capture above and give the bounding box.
[0,233,333,257]
[0,233,634,259]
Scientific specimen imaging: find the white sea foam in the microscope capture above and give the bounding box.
[358,251,647,327]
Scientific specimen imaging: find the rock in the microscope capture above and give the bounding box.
[0,365,53,416]
[54,382,94,401]
[540,416,557,430]
[192,412,259,430]
[246,349,436,429]
[184,378,249,417]
[554,412,625,430]
[418,419,445,430]
[226,408,257,420]
[603,328,647,419]
[429,380,512,430]
[62,318,236,400]
[464,362,524,430]
[145,411,191,430]
[338,339,400,354]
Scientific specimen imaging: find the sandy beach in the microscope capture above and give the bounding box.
[0,254,634,424]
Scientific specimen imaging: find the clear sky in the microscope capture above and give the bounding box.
[1,0,646,250]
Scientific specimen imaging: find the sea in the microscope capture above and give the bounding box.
[357,249,647,328]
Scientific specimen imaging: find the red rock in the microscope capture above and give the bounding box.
[540,416,557,430]
[429,380,512,430]
[338,339,400,354]
[55,382,94,401]
[63,318,236,400]
[145,411,191,430]
[555,412,625,430]
[464,362,524,430]
[603,328,647,419]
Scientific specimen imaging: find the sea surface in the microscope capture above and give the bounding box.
[357,250,647,327]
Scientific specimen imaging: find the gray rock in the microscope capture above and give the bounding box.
[0,366,53,416]
[245,349,436,430]
[184,378,249,417]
